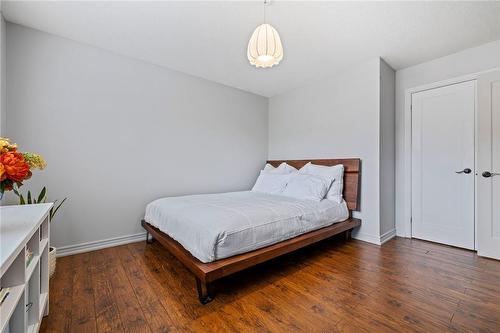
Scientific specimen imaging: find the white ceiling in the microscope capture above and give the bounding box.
[3,1,500,97]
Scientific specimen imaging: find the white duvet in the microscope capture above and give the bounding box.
[144,191,349,263]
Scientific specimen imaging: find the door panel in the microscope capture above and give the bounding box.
[412,81,475,249]
[477,71,500,260]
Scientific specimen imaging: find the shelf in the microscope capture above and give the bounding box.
[39,292,48,319]
[0,284,25,332]
[40,217,49,242]
[1,204,52,276]
[1,204,52,332]
[25,255,39,283]
[40,239,48,254]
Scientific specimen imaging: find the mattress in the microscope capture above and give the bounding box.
[144,191,349,263]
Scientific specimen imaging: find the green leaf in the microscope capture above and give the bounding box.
[19,194,25,205]
[27,191,32,204]
[12,188,20,197]
[37,187,46,203]
[50,197,67,221]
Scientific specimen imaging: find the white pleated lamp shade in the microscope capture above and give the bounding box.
[247,23,283,68]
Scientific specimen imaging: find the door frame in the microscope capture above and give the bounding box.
[476,70,500,259]
[401,67,500,249]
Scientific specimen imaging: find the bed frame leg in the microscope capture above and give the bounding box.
[195,277,215,305]
[345,229,352,240]
[146,230,154,244]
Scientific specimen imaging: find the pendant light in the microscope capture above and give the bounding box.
[247,0,283,68]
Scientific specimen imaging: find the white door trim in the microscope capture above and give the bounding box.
[477,70,500,259]
[400,67,500,246]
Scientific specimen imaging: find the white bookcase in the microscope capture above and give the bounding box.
[1,203,53,333]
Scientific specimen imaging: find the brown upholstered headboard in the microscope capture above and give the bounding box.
[266,159,361,211]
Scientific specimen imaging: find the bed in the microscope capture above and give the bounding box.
[141,158,361,304]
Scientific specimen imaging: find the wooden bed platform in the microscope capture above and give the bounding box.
[141,158,361,304]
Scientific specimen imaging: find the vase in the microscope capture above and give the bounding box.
[49,246,57,278]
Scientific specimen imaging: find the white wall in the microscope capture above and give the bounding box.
[6,23,268,249]
[395,39,500,237]
[0,14,5,136]
[379,59,395,237]
[269,58,395,244]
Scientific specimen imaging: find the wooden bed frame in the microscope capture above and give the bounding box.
[141,158,361,304]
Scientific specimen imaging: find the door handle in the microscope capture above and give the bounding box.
[482,171,500,178]
[455,168,472,174]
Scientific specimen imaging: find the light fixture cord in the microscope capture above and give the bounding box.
[263,0,267,23]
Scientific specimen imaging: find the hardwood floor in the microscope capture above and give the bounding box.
[40,236,500,332]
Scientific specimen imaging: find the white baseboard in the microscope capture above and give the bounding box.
[379,228,397,245]
[352,232,382,245]
[352,228,397,246]
[55,227,398,257]
[56,232,147,257]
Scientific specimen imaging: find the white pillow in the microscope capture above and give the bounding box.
[262,162,297,175]
[263,163,275,171]
[281,174,332,202]
[252,171,291,194]
[299,163,344,203]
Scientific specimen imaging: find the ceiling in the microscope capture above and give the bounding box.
[2,1,500,97]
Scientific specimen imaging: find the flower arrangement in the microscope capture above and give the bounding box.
[0,137,46,196]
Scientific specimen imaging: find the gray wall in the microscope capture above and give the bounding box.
[0,15,5,136]
[6,23,268,248]
[395,39,500,237]
[379,59,395,236]
[268,58,386,243]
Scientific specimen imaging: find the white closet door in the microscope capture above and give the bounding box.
[411,81,475,249]
[477,70,500,260]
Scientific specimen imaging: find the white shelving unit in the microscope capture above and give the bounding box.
[1,203,52,333]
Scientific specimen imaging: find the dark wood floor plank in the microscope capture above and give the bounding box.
[208,300,272,333]
[126,241,200,331]
[39,256,74,333]
[103,247,152,333]
[449,297,500,333]
[40,237,500,333]
[91,249,125,332]
[118,244,176,333]
[70,253,98,333]
[352,289,452,332]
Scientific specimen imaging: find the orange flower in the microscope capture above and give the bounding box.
[0,151,30,182]
[0,163,5,181]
